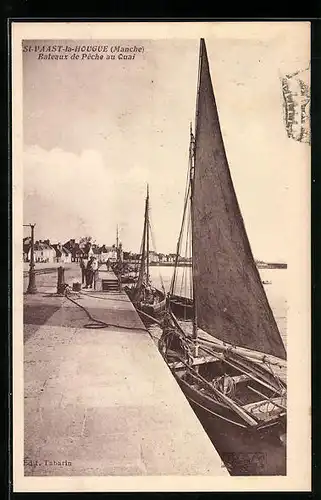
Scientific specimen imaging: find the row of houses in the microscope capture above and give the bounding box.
[23,239,73,264]
[23,238,118,264]
[64,239,119,262]
[123,251,190,264]
[23,236,193,265]
[147,252,192,264]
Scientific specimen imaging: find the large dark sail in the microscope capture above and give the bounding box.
[192,39,286,360]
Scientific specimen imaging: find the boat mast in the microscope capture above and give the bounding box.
[146,184,150,285]
[190,39,203,355]
[133,188,148,300]
[189,123,198,353]
[116,224,120,268]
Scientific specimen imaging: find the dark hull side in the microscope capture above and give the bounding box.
[121,275,137,284]
[169,296,194,320]
[189,398,286,476]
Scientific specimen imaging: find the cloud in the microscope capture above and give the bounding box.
[23,146,117,243]
[23,145,184,251]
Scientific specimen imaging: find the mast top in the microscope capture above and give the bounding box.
[116,224,119,249]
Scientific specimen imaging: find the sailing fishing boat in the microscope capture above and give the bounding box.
[112,226,137,284]
[125,185,166,318]
[159,39,287,440]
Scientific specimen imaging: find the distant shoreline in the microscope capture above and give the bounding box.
[147,262,287,269]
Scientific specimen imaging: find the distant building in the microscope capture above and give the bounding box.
[158,253,166,263]
[149,251,159,263]
[99,244,117,262]
[166,253,177,263]
[52,243,72,263]
[64,239,84,262]
[61,246,72,263]
[31,240,56,263]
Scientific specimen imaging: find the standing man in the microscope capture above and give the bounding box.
[92,256,99,290]
[80,255,88,285]
[86,256,95,288]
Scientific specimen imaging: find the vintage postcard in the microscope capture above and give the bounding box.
[12,22,311,492]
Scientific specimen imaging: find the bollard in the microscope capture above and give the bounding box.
[57,266,65,295]
[72,282,81,292]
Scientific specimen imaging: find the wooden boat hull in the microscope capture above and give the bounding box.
[141,296,167,316]
[125,286,166,319]
[140,288,166,316]
[169,295,194,320]
[174,370,286,434]
[158,328,286,443]
[158,330,286,475]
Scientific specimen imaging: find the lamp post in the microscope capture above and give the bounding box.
[23,223,37,294]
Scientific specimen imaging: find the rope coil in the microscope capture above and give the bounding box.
[63,286,147,332]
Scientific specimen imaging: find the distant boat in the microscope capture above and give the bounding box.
[121,273,137,284]
[125,185,166,319]
[159,39,287,443]
[262,280,272,285]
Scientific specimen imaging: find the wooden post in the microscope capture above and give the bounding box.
[57,266,65,295]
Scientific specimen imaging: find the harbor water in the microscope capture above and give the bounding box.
[148,265,287,346]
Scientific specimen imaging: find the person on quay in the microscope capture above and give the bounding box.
[80,255,88,285]
[85,256,95,288]
[92,256,99,289]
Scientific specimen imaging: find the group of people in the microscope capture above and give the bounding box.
[80,255,99,289]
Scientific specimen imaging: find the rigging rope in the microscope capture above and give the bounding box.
[179,201,191,298]
[148,216,165,293]
[171,160,191,296]
[188,201,194,299]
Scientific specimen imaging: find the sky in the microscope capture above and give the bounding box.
[22,24,310,260]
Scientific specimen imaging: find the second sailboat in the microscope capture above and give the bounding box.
[125,185,166,319]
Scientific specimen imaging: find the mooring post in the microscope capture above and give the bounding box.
[57,266,65,295]
[24,223,38,294]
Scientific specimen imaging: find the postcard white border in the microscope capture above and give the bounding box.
[12,21,311,492]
